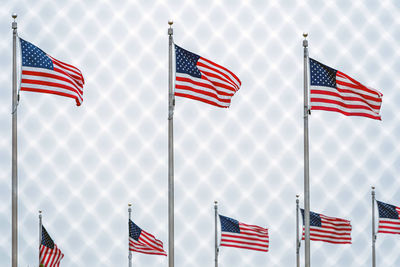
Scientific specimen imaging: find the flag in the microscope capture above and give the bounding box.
[219,215,269,252]
[129,219,167,256]
[377,200,400,234]
[309,58,382,120]
[301,209,352,244]
[174,44,241,108]
[40,226,64,267]
[20,38,84,106]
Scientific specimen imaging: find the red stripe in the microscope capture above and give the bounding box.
[310,98,379,112]
[176,76,234,97]
[20,87,82,106]
[311,89,381,109]
[174,92,229,108]
[175,85,231,104]
[336,71,382,97]
[220,243,268,252]
[310,106,381,120]
[222,233,268,243]
[199,57,241,86]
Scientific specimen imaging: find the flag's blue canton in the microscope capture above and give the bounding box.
[41,226,55,249]
[219,215,240,233]
[20,38,53,70]
[175,45,201,78]
[301,209,322,227]
[129,220,142,241]
[309,58,337,88]
[377,201,399,219]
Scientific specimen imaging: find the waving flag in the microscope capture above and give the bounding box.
[309,58,382,120]
[40,226,64,267]
[174,45,241,108]
[129,219,167,256]
[301,209,352,244]
[377,200,400,234]
[20,38,84,106]
[219,215,269,252]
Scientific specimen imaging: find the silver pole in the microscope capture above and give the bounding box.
[303,32,310,267]
[296,195,300,267]
[128,204,132,267]
[371,187,376,267]
[39,210,42,267]
[214,201,219,267]
[11,13,18,267]
[167,20,175,267]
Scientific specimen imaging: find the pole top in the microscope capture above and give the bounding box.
[371,186,375,190]
[214,200,218,205]
[296,194,300,198]
[12,13,17,20]
[303,32,308,38]
[128,203,132,207]
[168,20,173,27]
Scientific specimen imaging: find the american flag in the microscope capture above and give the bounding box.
[377,200,400,234]
[20,38,84,106]
[174,44,241,108]
[301,209,352,244]
[40,226,64,267]
[219,215,269,252]
[129,219,167,256]
[309,58,382,120]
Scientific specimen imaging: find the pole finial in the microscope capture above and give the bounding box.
[303,32,308,38]
[168,20,173,27]
[39,210,42,214]
[296,194,300,198]
[214,200,218,205]
[128,203,132,207]
[371,186,375,190]
[12,13,17,20]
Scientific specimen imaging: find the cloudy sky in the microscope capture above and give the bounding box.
[1,0,400,266]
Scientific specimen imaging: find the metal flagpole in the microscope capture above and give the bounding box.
[39,210,42,267]
[214,201,219,267]
[11,13,19,267]
[296,195,300,267]
[371,186,376,267]
[167,20,175,267]
[128,204,132,267]
[302,32,311,267]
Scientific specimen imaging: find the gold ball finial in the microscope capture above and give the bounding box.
[214,200,218,204]
[168,20,173,26]
[39,210,42,214]
[128,203,132,207]
[296,194,300,198]
[12,13,17,19]
[372,186,375,190]
[303,32,308,38]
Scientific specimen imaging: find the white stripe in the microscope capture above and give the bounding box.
[21,73,82,96]
[221,232,269,245]
[310,101,380,117]
[20,82,83,102]
[311,85,382,108]
[176,73,235,96]
[197,65,239,91]
[336,75,382,99]
[175,88,230,107]
[198,58,241,88]
[22,66,83,91]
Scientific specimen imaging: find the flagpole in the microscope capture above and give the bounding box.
[214,201,219,267]
[128,204,132,267]
[371,186,376,267]
[302,32,311,267]
[39,210,42,267]
[167,20,175,267]
[11,13,19,267]
[296,195,300,267]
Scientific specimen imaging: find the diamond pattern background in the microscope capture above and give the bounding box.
[1,0,400,266]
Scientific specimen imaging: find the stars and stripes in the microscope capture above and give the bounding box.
[219,215,269,252]
[377,200,400,235]
[20,38,84,106]
[129,219,167,256]
[40,226,64,267]
[301,209,352,244]
[174,44,241,108]
[309,58,382,120]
